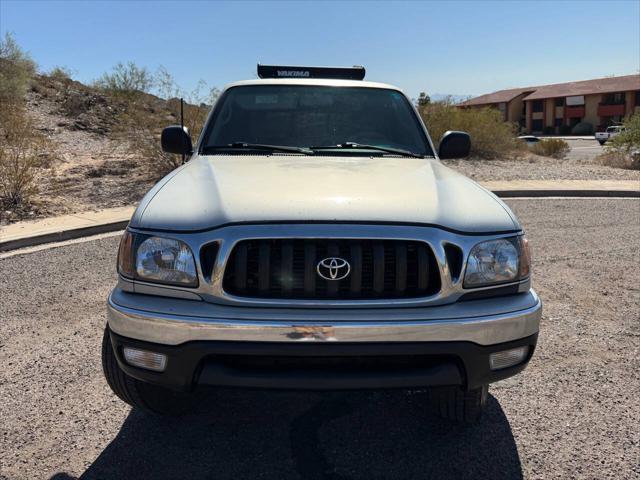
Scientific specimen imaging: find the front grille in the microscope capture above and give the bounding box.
[222,239,440,300]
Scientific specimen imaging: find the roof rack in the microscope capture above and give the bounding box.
[257,64,366,81]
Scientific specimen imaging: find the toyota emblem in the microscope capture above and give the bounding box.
[316,257,351,281]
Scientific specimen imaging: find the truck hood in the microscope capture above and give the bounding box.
[131,155,519,233]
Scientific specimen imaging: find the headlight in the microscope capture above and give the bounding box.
[117,231,198,287]
[463,236,530,288]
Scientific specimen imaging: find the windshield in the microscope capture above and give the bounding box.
[201,85,432,156]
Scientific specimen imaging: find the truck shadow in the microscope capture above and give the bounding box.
[53,389,522,480]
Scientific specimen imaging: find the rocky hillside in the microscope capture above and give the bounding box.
[3,72,199,224]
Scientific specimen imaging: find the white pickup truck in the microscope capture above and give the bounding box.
[103,64,541,423]
[595,125,625,145]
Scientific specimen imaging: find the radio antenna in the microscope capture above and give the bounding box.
[180,97,185,164]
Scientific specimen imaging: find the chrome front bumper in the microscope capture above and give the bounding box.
[107,288,542,346]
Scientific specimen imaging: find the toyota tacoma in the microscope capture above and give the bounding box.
[103,65,541,423]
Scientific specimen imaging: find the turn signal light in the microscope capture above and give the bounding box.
[123,347,167,372]
[489,346,528,370]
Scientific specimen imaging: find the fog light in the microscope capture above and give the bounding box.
[123,347,167,372]
[489,346,528,370]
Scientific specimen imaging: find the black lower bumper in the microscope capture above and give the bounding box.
[108,329,538,392]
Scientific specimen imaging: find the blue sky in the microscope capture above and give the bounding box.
[1,0,638,98]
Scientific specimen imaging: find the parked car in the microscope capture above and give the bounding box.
[518,135,540,145]
[595,125,625,145]
[103,65,542,423]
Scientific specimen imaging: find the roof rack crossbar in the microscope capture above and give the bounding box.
[257,64,365,80]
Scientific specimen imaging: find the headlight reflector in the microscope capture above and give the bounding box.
[463,237,522,288]
[136,236,197,286]
[117,231,198,287]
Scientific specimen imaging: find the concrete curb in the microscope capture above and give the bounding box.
[1,190,638,252]
[0,219,130,252]
[494,189,640,198]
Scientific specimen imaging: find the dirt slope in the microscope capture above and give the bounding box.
[2,74,185,225]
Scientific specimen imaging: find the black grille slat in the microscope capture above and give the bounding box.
[395,243,407,293]
[258,241,270,293]
[223,239,440,300]
[304,241,316,295]
[373,243,385,294]
[350,243,362,296]
[281,240,294,295]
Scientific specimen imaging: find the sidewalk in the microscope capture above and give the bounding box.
[0,206,134,251]
[1,180,639,251]
[482,179,639,197]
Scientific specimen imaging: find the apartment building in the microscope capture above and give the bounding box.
[459,74,640,134]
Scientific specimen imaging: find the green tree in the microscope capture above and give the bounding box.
[417,92,431,107]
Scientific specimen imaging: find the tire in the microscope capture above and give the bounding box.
[429,384,488,424]
[101,327,195,416]
[598,140,606,145]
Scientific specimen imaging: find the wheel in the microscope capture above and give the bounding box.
[101,327,195,416]
[598,140,606,145]
[429,384,488,423]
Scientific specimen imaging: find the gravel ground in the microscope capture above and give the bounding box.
[1,199,639,479]
[442,139,640,182]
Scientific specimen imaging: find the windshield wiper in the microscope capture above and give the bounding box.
[203,142,313,155]
[310,142,425,158]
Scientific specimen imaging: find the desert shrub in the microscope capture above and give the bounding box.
[0,32,36,108]
[419,102,520,159]
[95,62,153,98]
[607,114,640,153]
[94,63,218,174]
[598,114,640,170]
[155,66,219,135]
[571,122,593,135]
[121,107,181,173]
[113,66,218,174]
[0,110,50,210]
[597,151,640,170]
[530,138,570,159]
[49,66,73,82]
[124,100,213,173]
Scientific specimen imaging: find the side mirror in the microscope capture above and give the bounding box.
[161,125,193,155]
[438,131,471,159]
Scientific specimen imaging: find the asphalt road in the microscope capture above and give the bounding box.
[563,138,604,161]
[1,198,639,480]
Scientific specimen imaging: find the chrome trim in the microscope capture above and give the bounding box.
[107,290,541,346]
[125,224,526,308]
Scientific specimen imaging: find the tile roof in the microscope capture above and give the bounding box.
[459,74,640,106]
[458,87,536,106]
[522,74,640,100]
